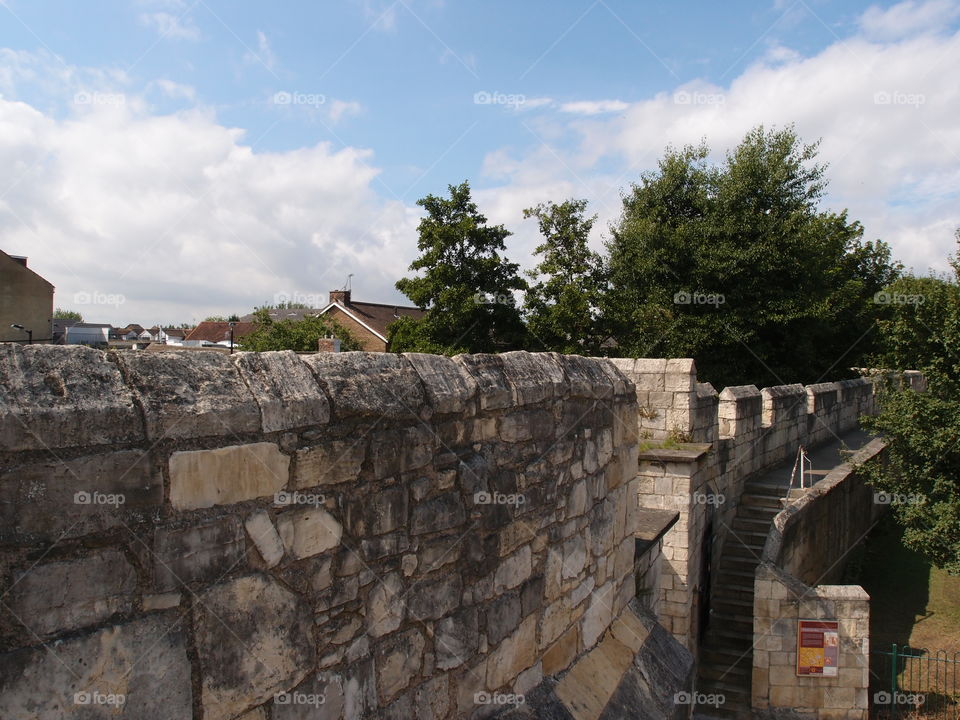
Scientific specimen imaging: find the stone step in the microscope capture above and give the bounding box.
[710,587,755,604]
[736,505,781,520]
[720,556,761,570]
[731,515,772,528]
[706,612,753,630]
[698,663,751,681]
[720,547,762,562]
[740,492,784,506]
[711,599,754,616]
[713,568,756,581]
[704,627,754,646]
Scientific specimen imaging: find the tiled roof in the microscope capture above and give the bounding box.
[329,301,424,339]
[183,321,258,343]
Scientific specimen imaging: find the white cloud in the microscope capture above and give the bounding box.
[559,100,629,116]
[139,11,201,41]
[478,2,960,276]
[859,0,960,40]
[153,78,196,102]
[244,30,278,72]
[0,57,418,325]
[328,99,362,124]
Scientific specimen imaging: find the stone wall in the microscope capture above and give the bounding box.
[752,566,870,719]
[616,358,882,652]
[0,345,650,720]
[751,440,887,719]
[635,445,713,651]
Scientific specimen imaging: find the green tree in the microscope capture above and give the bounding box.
[861,234,960,573]
[204,315,227,322]
[241,308,363,352]
[605,126,899,387]
[391,181,528,354]
[53,308,83,322]
[523,199,607,354]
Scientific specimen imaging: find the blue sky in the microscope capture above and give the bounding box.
[0,0,958,324]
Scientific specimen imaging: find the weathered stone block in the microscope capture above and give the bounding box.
[369,425,435,477]
[582,581,616,648]
[547,624,583,681]
[411,491,465,535]
[304,352,426,420]
[486,614,536,690]
[7,549,136,638]
[277,507,343,560]
[406,571,462,621]
[367,572,405,637]
[404,353,478,414]
[436,605,479,670]
[154,516,245,592]
[0,611,192,719]
[0,345,144,451]
[495,545,533,593]
[169,442,289,510]
[486,592,522,646]
[561,536,587,579]
[273,671,343,720]
[346,484,409,536]
[0,450,162,541]
[233,351,330,432]
[116,350,258,439]
[453,354,512,409]
[499,351,567,404]
[193,574,314,720]
[244,510,285,568]
[376,628,425,704]
[294,439,366,487]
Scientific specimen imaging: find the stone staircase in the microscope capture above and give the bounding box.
[694,479,789,719]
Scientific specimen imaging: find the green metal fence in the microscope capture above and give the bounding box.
[871,645,960,719]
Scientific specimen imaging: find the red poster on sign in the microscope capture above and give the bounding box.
[797,620,839,677]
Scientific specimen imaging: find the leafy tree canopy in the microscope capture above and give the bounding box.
[523,199,607,355]
[53,308,83,322]
[605,125,900,387]
[862,232,960,573]
[240,308,363,352]
[391,181,528,354]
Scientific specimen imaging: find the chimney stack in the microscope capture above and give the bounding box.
[329,289,351,306]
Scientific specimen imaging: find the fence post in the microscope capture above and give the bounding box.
[891,644,899,720]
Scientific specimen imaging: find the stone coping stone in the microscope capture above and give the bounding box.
[762,438,886,566]
[115,349,259,440]
[304,352,426,420]
[0,344,144,451]
[634,508,680,546]
[637,443,711,463]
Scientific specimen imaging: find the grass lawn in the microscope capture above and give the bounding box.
[848,514,960,655]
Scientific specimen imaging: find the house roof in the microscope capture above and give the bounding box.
[322,300,424,341]
[68,323,112,329]
[0,250,54,290]
[120,324,145,333]
[183,321,258,343]
[162,327,187,337]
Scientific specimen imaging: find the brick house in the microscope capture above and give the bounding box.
[320,289,424,352]
[183,321,258,348]
[240,290,424,352]
[0,251,54,343]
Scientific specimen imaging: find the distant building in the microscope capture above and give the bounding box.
[64,323,111,345]
[240,290,424,352]
[0,251,54,343]
[183,321,257,348]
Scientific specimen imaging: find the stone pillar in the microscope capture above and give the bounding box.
[636,444,712,651]
[753,564,870,719]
